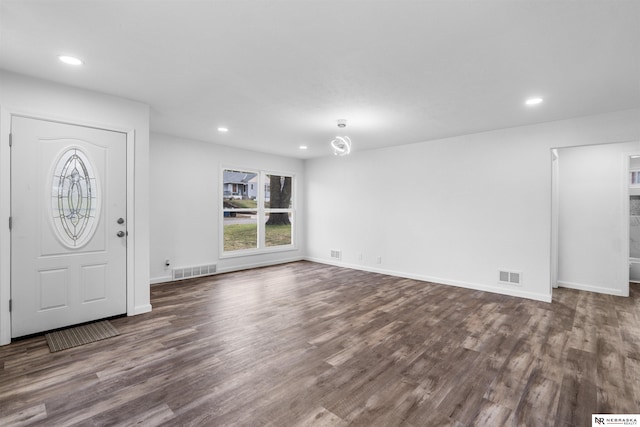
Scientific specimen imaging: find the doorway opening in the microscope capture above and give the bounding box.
[550,142,635,298]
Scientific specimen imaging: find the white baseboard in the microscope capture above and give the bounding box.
[149,256,305,285]
[130,304,153,316]
[557,280,628,297]
[216,256,304,274]
[305,257,552,303]
[150,275,173,285]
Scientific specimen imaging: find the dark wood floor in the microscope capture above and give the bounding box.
[1,261,639,426]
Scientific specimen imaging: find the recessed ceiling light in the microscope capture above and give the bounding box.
[299,145,308,150]
[217,127,229,133]
[525,97,543,106]
[58,55,83,66]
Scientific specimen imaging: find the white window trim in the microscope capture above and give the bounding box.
[219,167,297,258]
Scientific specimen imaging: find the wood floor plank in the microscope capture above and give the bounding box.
[510,367,561,427]
[0,403,47,426]
[469,399,512,426]
[554,348,598,427]
[484,339,539,410]
[90,402,176,427]
[626,357,640,410]
[0,261,639,426]
[296,407,348,427]
[345,378,417,426]
[595,326,638,414]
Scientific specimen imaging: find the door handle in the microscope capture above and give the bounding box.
[117,231,125,238]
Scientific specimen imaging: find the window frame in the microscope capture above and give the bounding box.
[631,169,640,187]
[220,166,296,258]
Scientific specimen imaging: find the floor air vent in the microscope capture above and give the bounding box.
[173,264,217,280]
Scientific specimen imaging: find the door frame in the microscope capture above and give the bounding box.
[550,148,559,290]
[0,108,137,345]
[624,150,640,293]
[549,143,632,299]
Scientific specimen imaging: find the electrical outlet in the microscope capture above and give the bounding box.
[376,256,382,264]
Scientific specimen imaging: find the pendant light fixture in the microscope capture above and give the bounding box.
[331,119,352,156]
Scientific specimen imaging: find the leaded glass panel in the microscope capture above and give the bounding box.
[51,148,100,248]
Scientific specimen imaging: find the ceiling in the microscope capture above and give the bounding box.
[1,1,639,159]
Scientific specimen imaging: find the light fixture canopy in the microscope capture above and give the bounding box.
[331,119,352,156]
[217,127,229,133]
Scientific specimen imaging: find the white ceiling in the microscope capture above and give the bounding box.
[1,1,639,158]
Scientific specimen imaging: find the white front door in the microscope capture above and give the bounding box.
[11,117,127,338]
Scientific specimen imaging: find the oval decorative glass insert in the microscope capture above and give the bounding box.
[51,148,100,248]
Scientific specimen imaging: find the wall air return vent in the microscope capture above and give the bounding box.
[498,270,522,286]
[172,264,217,281]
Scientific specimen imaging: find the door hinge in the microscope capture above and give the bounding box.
[8,217,12,230]
[9,299,11,312]
[9,133,12,147]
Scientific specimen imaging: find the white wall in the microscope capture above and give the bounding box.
[556,142,640,296]
[305,109,640,302]
[0,70,151,344]
[149,132,305,283]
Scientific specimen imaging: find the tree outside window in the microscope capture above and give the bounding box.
[265,174,292,247]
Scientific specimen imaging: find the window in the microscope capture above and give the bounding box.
[264,174,293,248]
[222,169,295,254]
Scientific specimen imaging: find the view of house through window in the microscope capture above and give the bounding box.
[222,169,294,253]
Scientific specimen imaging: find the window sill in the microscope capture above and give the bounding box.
[219,245,298,259]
